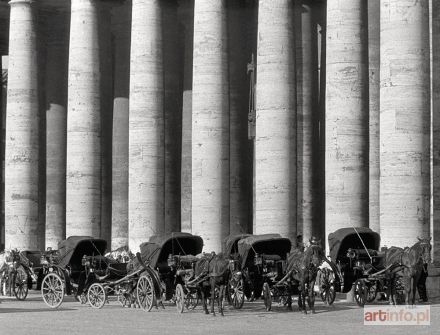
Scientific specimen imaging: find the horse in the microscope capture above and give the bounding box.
[0,249,33,296]
[195,253,230,316]
[287,240,325,314]
[385,237,431,306]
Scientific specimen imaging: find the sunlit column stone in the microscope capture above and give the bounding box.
[380,0,430,247]
[129,0,164,251]
[255,0,296,240]
[45,8,69,249]
[5,0,40,249]
[192,0,229,252]
[66,0,101,237]
[111,1,130,249]
[325,0,369,249]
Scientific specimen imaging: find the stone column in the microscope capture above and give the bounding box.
[433,0,440,264]
[111,1,130,250]
[296,2,318,243]
[380,0,430,247]
[163,0,182,234]
[178,0,193,234]
[325,0,369,248]
[192,0,229,252]
[5,0,40,249]
[255,0,296,240]
[66,0,101,238]
[45,8,69,249]
[129,0,164,251]
[368,0,380,234]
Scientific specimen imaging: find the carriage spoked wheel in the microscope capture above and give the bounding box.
[262,282,272,311]
[353,279,367,307]
[228,277,245,309]
[41,272,65,308]
[366,282,377,303]
[13,266,28,301]
[185,290,199,310]
[175,284,185,313]
[320,270,336,305]
[137,274,156,312]
[88,283,107,309]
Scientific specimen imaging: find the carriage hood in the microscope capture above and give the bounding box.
[56,236,107,269]
[328,227,380,263]
[223,234,252,257]
[237,234,292,269]
[139,232,204,269]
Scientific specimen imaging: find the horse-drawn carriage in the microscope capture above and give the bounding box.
[227,234,292,311]
[0,249,42,300]
[321,227,407,307]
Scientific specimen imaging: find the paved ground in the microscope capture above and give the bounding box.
[0,291,438,335]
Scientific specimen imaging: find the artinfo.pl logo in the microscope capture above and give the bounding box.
[364,305,430,326]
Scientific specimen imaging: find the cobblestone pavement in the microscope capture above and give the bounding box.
[0,292,438,335]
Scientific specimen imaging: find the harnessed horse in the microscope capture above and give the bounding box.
[385,237,431,305]
[287,241,324,314]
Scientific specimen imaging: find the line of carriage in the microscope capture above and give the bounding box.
[1,228,427,313]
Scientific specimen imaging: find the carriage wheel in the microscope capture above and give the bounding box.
[366,282,377,303]
[41,273,64,308]
[263,282,272,311]
[88,283,107,309]
[185,290,199,310]
[137,274,156,312]
[353,279,367,307]
[320,271,336,305]
[13,266,28,301]
[175,284,185,313]
[228,277,245,309]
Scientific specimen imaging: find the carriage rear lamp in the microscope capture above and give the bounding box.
[167,254,176,267]
[347,249,356,259]
[254,254,263,266]
[40,256,48,265]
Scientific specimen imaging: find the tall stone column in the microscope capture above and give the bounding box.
[178,0,193,234]
[380,0,430,247]
[45,8,69,249]
[163,0,182,234]
[66,0,101,238]
[433,0,440,264]
[5,0,40,249]
[255,0,296,240]
[129,0,164,251]
[111,1,130,250]
[368,0,380,234]
[296,2,318,243]
[192,0,229,252]
[325,0,369,249]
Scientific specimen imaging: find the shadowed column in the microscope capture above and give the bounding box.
[111,1,130,249]
[325,0,369,249]
[45,8,69,249]
[192,0,229,252]
[129,0,164,251]
[380,0,430,247]
[5,0,40,249]
[255,0,296,240]
[66,0,101,237]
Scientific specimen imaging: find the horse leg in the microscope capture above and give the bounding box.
[219,284,225,317]
[201,286,209,314]
[210,280,216,316]
[411,275,418,306]
[297,290,303,311]
[309,279,316,314]
[287,286,292,311]
[302,283,307,315]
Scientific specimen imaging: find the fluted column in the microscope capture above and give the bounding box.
[380,0,430,247]
[179,0,193,234]
[163,0,182,234]
[368,0,380,234]
[255,0,296,240]
[45,8,69,249]
[192,0,229,252]
[66,0,101,237]
[129,0,164,251]
[5,0,40,249]
[325,0,369,248]
[111,1,130,249]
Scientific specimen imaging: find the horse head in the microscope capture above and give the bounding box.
[305,241,324,268]
[416,236,432,264]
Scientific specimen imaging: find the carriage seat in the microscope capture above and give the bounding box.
[262,254,282,261]
[107,262,128,278]
[179,255,199,265]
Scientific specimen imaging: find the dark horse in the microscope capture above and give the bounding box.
[287,241,324,314]
[385,237,431,306]
[194,253,230,316]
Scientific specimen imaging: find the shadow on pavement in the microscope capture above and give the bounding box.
[0,307,76,314]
